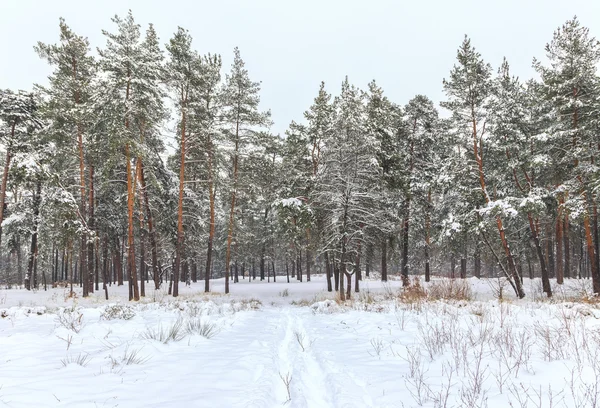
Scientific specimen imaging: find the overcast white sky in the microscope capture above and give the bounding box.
[1,0,600,136]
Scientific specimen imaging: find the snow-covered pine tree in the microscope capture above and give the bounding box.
[35,19,96,296]
[165,26,200,297]
[364,80,401,283]
[220,47,271,294]
[533,17,600,294]
[487,59,552,295]
[442,36,525,298]
[314,77,385,300]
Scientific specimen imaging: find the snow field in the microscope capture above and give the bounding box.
[1,276,600,407]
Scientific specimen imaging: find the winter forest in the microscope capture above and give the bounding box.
[7,5,600,408]
[1,11,600,303]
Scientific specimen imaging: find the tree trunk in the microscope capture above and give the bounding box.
[0,147,11,255]
[474,241,481,279]
[26,181,41,290]
[381,238,387,282]
[139,160,160,291]
[87,164,95,294]
[334,261,339,291]
[401,212,410,286]
[325,251,332,292]
[173,105,187,297]
[564,212,571,279]
[528,215,551,296]
[204,133,215,294]
[125,143,139,301]
[354,247,361,293]
[556,205,564,284]
[102,235,109,300]
[460,258,467,279]
[225,117,241,294]
[306,248,311,282]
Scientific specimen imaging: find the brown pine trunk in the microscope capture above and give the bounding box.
[26,181,41,290]
[225,109,242,295]
[138,161,159,290]
[306,248,311,282]
[87,164,95,294]
[556,202,564,284]
[72,55,88,298]
[174,102,187,297]
[102,235,109,300]
[205,134,215,293]
[0,132,13,251]
[564,212,571,279]
[125,143,139,300]
[355,243,361,293]
[79,125,88,297]
[425,189,432,282]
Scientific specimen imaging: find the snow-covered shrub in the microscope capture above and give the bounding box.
[101,304,136,321]
[186,318,218,339]
[310,299,341,314]
[141,318,185,344]
[56,307,85,333]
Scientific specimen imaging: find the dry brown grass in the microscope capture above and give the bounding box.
[428,278,473,301]
[398,276,428,305]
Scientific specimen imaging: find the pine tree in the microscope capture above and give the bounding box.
[443,36,525,298]
[35,19,96,296]
[533,17,600,294]
[165,27,200,297]
[220,47,271,294]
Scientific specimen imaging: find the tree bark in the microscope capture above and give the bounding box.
[87,164,95,294]
[381,238,387,282]
[26,181,41,290]
[138,160,160,291]
[225,112,241,294]
[204,133,215,293]
[556,203,564,284]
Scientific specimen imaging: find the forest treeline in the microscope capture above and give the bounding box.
[0,12,598,300]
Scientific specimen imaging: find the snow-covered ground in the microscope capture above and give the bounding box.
[1,275,600,407]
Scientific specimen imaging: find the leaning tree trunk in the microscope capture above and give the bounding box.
[472,115,524,298]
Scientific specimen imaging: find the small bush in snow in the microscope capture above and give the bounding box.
[186,318,218,339]
[279,289,290,297]
[56,307,85,333]
[108,346,150,368]
[101,304,136,321]
[428,278,473,301]
[141,318,185,344]
[399,277,427,307]
[310,299,340,314]
[61,353,91,367]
